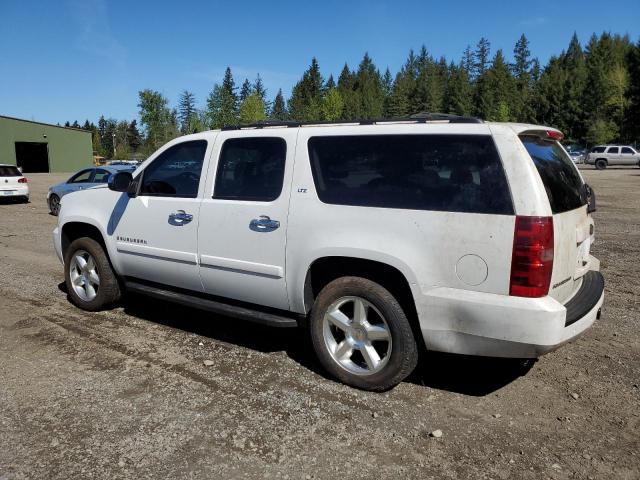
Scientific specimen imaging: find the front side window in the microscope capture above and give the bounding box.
[308,134,513,214]
[607,147,619,154]
[213,137,286,202]
[621,147,635,154]
[139,140,207,198]
[68,169,93,183]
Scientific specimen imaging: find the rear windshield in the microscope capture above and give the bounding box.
[308,134,513,214]
[520,136,586,213]
[0,166,21,177]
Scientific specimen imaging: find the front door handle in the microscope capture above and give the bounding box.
[250,215,280,232]
[169,210,193,224]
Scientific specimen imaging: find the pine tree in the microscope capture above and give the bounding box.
[322,88,344,121]
[326,74,336,90]
[512,34,535,121]
[559,33,587,140]
[239,93,267,123]
[356,53,385,119]
[485,50,517,121]
[474,37,491,79]
[337,64,359,119]
[382,68,393,116]
[206,67,239,128]
[82,120,91,131]
[445,62,473,115]
[270,89,288,120]
[178,90,197,134]
[624,40,640,141]
[239,79,252,103]
[127,120,142,152]
[288,57,324,121]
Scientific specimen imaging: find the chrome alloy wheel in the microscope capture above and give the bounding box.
[322,296,392,376]
[69,250,100,301]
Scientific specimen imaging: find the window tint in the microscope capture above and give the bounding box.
[0,166,21,177]
[69,169,93,183]
[520,136,586,213]
[607,147,619,154]
[307,135,513,214]
[140,141,207,197]
[621,147,635,154]
[214,137,286,201]
[591,146,606,153]
[93,169,111,183]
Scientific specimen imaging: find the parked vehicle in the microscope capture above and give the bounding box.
[585,145,640,169]
[47,165,136,215]
[564,145,586,164]
[0,164,29,202]
[52,115,604,391]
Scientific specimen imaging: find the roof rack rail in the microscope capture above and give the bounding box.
[221,112,482,130]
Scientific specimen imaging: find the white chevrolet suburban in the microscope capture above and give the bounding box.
[53,114,604,391]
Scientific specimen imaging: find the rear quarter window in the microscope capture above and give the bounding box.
[307,134,513,214]
[520,136,586,214]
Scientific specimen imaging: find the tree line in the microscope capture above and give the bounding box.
[66,32,640,159]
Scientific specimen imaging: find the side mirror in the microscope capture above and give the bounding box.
[108,171,133,193]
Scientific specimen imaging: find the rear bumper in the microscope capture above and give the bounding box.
[417,270,604,358]
[0,185,29,198]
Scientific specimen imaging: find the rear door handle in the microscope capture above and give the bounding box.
[169,210,193,224]
[250,215,280,232]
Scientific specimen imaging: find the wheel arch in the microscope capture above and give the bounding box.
[61,221,110,262]
[302,256,424,349]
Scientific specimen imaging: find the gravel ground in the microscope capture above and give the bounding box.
[0,168,638,480]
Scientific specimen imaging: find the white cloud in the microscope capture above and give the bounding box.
[518,16,549,27]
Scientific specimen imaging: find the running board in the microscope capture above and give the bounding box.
[124,280,299,328]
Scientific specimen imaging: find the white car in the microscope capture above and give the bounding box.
[0,164,29,202]
[52,115,604,391]
[585,145,640,169]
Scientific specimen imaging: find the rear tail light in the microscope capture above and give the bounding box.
[509,216,554,298]
[18,177,27,183]
[546,130,563,141]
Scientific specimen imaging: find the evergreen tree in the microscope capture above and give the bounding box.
[178,90,197,134]
[71,120,80,129]
[270,89,288,120]
[288,57,324,121]
[512,34,536,121]
[445,62,473,115]
[474,37,491,79]
[559,33,587,140]
[239,93,267,123]
[206,67,239,128]
[253,74,268,105]
[485,50,517,121]
[382,68,393,116]
[240,79,252,103]
[127,120,142,152]
[322,88,344,121]
[82,120,91,131]
[625,40,640,141]
[64,121,70,127]
[326,74,336,90]
[355,53,385,118]
[337,63,359,119]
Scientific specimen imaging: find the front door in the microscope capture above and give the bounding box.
[197,131,297,310]
[112,139,211,292]
[620,147,637,166]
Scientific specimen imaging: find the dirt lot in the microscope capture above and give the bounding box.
[0,168,638,480]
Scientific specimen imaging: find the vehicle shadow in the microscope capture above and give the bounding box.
[58,282,533,396]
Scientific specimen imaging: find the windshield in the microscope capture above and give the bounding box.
[520,135,586,213]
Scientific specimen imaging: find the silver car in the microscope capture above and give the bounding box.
[585,145,640,170]
[47,165,136,215]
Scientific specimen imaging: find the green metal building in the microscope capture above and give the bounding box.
[0,115,92,173]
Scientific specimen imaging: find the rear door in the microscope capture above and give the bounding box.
[620,147,638,166]
[606,146,620,165]
[197,131,297,310]
[0,165,23,195]
[520,135,591,303]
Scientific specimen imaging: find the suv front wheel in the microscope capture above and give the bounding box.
[309,276,418,391]
[64,237,121,311]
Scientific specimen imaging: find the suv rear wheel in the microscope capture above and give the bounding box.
[309,276,418,391]
[595,159,607,170]
[64,237,121,311]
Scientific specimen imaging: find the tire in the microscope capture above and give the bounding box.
[49,194,60,215]
[309,276,418,391]
[595,159,607,170]
[64,237,121,311]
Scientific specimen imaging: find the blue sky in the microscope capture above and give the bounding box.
[1,0,639,125]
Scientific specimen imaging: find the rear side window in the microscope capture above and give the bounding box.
[214,137,286,202]
[607,147,619,154]
[0,166,21,177]
[307,134,513,214]
[520,136,586,213]
[591,146,606,153]
[93,169,111,183]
